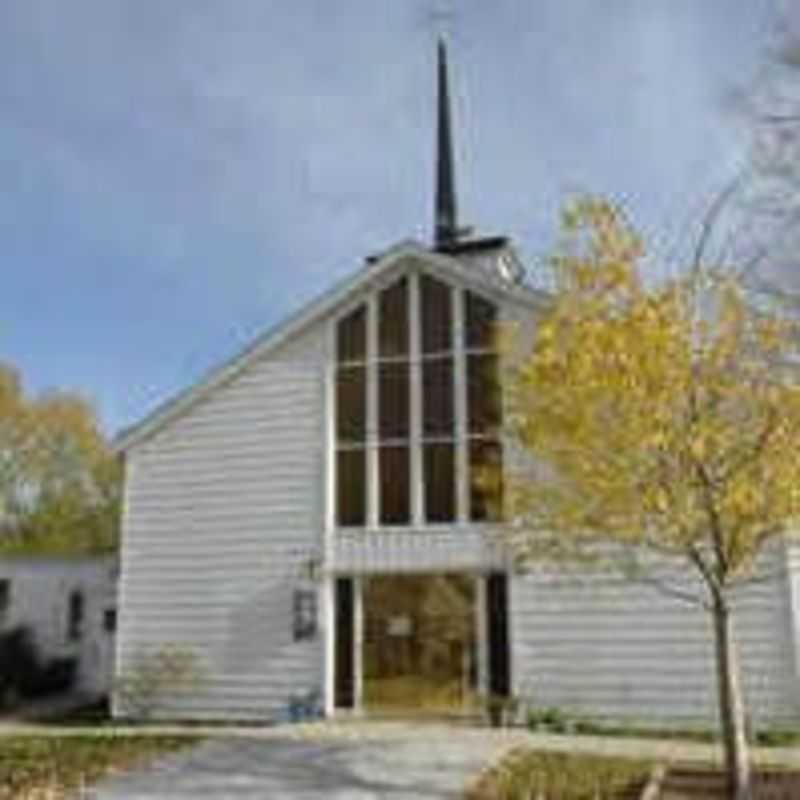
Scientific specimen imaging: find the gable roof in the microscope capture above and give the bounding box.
[113,239,550,454]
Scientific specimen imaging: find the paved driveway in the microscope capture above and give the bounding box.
[89,723,522,799]
[69,720,800,799]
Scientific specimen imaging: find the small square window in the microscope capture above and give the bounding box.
[293,589,317,642]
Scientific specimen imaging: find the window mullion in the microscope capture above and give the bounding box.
[366,294,379,529]
[409,272,424,526]
[453,286,470,524]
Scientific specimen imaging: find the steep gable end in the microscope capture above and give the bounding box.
[114,240,548,454]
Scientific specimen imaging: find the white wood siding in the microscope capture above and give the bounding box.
[510,542,800,728]
[116,358,325,720]
[334,528,505,573]
[116,252,800,725]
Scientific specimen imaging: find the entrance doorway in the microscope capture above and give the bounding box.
[362,574,476,713]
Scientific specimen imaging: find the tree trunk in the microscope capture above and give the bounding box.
[711,593,751,800]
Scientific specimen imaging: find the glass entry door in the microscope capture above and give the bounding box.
[363,574,476,713]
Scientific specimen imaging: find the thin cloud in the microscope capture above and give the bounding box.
[0,0,775,432]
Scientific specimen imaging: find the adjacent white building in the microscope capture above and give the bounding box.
[0,555,117,698]
[112,42,800,727]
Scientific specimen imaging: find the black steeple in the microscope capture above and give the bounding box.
[435,37,459,248]
[431,38,509,258]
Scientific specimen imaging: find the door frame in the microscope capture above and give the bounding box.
[332,572,494,715]
[328,571,510,715]
[485,571,511,698]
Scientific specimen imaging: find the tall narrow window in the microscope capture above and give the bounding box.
[420,276,457,522]
[421,275,452,354]
[67,589,84,642]
[336,365,366,443]
[336,303,368,527]
[379,278,408,357]
[380,446,410,525]
[467,354,501,435]
[465,291,503,522]
[377,279,411,523]
[379,362,410,440]
[337,449,366,526]
[422,358,454,438]
[465,291,497,350]
[337,306,367,363]
[424,443,455,522]
[470,440,503,522]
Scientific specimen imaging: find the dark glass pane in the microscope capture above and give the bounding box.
[379,362,409,440]
[337,449,366,526]
[380,446,410,525]
[467,354,502,434]
[103,609,117,634]
[470,440,503,522]
[424,443,455,523]
[379,278,409,357]
[465,292,497,350]
[422,357,454,437]
[334,578,355,707]
[420,274,452,354]
[337,305,367,363]
[337,366,366,443]
[68,590,84,641]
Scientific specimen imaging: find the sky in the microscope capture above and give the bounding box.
[0,0,780,436]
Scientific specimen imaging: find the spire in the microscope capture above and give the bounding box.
[435,37,459,248]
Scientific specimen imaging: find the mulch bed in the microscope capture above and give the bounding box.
[465,749,651,799]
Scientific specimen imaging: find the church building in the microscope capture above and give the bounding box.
[112,42,800,727]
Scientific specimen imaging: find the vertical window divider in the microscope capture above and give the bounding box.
[366,294,379,530]
[409,271,424,526]
[453,286,470,524]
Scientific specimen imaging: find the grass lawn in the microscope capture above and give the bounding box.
[0,734,200,798]
[466,749,652,800]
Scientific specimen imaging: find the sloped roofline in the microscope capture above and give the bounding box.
[113,239,549,453]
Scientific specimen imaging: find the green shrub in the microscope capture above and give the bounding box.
[526,705,571,732]
[114,646,203,720]
[755,728,800,747]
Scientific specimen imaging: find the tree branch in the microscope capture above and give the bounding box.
[631,572,710,610]
[686,543,721,595]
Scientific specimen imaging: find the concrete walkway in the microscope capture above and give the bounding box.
[4,721,800,798]
[87,723,522,799]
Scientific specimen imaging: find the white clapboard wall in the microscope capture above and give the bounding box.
[116,358,325,720]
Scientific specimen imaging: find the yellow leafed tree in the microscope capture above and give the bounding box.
[502,197,800,800]
[0,362,121,555]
